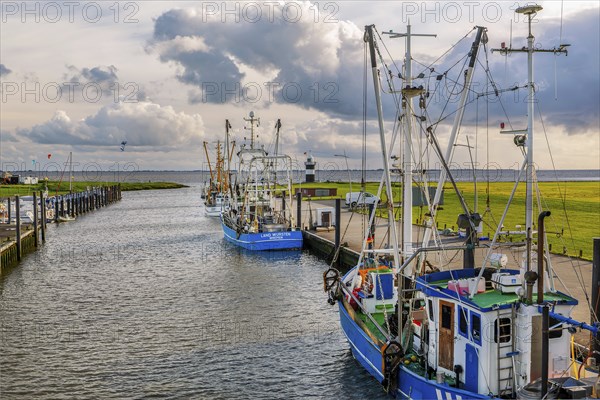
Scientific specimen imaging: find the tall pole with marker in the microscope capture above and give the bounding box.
[493,5,568,273]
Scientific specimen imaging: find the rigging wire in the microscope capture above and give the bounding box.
[536,101,595,321]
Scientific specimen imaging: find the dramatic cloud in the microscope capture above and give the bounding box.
[0,64,11,76]
[428,10,600,133]
[149,4,365,116]
[60,65,146,102]
[17,101,204,150]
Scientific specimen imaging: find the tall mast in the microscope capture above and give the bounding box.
[364,25,401,272]
[420,26,486,261]
[243,111,260,150]
[274,119,282,182]
[492,5,568,271]
[225,120,232,194]
[203,141,214,191]
[216,140,222,191]
[384,24,436,262]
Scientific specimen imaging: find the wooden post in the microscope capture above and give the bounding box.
[7,198,11,223]
[281,190,286,218]
[296,192,302,230]
[60,196,65,217]
[54,197,59,222]
[592,238,600,365]
[335,198,341,250]
[40,191,46,242]
[15,196,21,261]
[33,192,39,247]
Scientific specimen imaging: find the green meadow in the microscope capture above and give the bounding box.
[0,181,187,197]
[294,181,600,260]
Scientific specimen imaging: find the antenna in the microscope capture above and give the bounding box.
[383,24,436,260]
[243,111,260,149]
[492,4,568,276]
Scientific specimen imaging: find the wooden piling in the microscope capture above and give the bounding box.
[335,198,341,253]
[33,192,38,247]
[592,238,600,365]
[40,191,46,242]
[15,195,21,261]
[296,192,302,229]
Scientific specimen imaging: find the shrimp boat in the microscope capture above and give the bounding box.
[221,112,302,251]
[325,8,598,399]
[202,124,235,217]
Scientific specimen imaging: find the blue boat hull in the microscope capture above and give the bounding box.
[339,293,489,399]
[221,220,303,251]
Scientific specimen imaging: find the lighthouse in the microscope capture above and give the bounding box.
[304,152,316,183]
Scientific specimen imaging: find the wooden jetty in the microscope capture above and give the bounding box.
[0,185,121,271]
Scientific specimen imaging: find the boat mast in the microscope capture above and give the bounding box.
[225,119,233,197]
[419,26,486,267]
[384,24,436,263]
[274,119,281,183]
[364,25,401,271]
[243,111,260,150]
[217,141,223,192]
[492,5,568,272]
[203,141,214,195]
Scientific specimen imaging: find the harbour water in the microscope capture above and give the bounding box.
[0,184,387,399]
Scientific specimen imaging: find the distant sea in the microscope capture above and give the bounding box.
[12,169,599,186]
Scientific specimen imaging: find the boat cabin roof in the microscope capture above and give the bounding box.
[415,268,577,312]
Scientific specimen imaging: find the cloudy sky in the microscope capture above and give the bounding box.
[1,1,598,173]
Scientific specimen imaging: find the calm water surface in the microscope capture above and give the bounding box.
[0,186,388,399]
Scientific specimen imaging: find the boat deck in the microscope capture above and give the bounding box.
[430,279,577,309]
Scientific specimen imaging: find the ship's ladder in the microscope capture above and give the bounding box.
[496,304,517,397]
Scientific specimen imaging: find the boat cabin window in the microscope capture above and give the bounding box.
[471,312,482,345]
[458,306,468,338]
[428,299,434,321]
[494,317,511,343]
[549,316,563,339]
[441,303,452,329]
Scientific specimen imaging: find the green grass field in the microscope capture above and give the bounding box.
[294,181,600,260]
[0,180,188,197]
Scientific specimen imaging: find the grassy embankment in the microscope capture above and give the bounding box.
[0,181,187,197]
[294,181,600,260]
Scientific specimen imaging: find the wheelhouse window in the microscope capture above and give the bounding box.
[428,299,434,321]
[458,306,468,338]
[471,312,482,345]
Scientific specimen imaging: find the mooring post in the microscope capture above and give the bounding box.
[335,198,341,251]
[592,237,600,365]
[296,192,302,230]
[40,191,46,242]
[33,192,39,247]
[15,195,21,261]
[60,196,65,217]
[7,198,11,223]
[54,197,59,222]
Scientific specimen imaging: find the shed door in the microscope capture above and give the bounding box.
[322,211,331,226]
[439,300,455,370]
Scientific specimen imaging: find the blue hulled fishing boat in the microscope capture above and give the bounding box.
[221,112,302,251]
[324,7,598,399]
